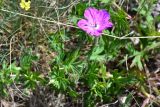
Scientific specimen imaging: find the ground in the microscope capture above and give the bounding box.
[0,0,160,107]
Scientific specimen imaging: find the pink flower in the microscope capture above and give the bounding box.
[77,7,113,36]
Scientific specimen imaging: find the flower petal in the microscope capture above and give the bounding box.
[98,10,110,21]
[77,19,102,36]
[105,21,113,28]
[96,10,111,26]
[96,10,113,30]
[92,31,102,36]
[77,7,113,37]
[77,19,89,31]
[84,7,98,24]
[97,21,113,31]
[87,30,102,36]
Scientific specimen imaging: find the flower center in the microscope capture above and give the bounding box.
[90,23,99,30]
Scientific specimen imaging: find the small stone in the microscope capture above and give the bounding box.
[118,96,127,104]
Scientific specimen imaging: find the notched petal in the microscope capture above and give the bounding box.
[98,10,110,21]
[84,7,98,21]
[78,19,88,27]
[106,21,113,28]
[77,19,89,31]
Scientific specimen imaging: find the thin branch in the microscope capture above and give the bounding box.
[1,8,160,40]
[0,8,78,28]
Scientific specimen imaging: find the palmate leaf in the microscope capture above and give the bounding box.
[22,71,43,89]
[130,42,160,70]
[91,81,108,98]
[85,62,99,87]
[130,53,144,71]
[49,70,69,90]
[89,38,106,62]
[20,53,38,70]
[63,49,80,66]
[0,62,21,96]
[90,45,105,61]
[1,62,21,81]
[143,41,160,52]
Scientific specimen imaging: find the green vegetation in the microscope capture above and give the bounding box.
[0,0,160,106]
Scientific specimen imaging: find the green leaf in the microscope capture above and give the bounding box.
[49,70,69,90]
[68,90,78,98]
[100,0,112,3]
